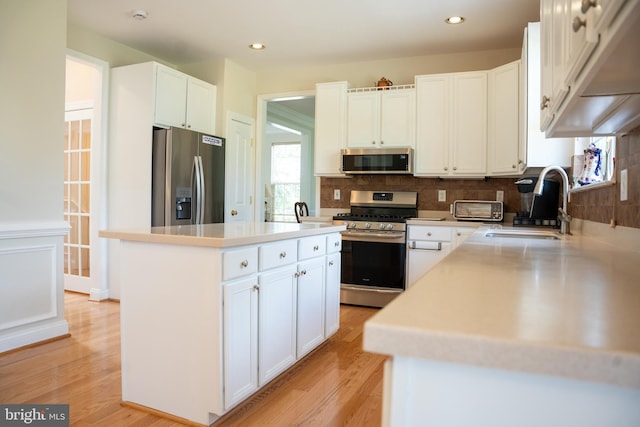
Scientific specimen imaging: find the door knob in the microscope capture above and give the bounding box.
[231,210,238,216]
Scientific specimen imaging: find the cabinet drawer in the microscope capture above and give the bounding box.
[259,239,298,271]
[408,226,452,241]
[223,247,258,281]
[326,233,342,253]
[298,235,326,260]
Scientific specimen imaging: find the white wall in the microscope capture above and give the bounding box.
[0,0,70,352]
[256,48,521,93]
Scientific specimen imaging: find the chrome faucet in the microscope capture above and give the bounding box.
[534,166,571,235]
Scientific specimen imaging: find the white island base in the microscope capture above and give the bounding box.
[101,222,344,425]
[384,357,640,427]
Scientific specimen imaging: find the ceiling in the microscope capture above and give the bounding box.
[67,0,540,72]
[67,1,540,130]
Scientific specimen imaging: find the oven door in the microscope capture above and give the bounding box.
[340,231,406,307]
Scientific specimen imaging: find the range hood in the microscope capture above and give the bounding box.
[546,2,640,137]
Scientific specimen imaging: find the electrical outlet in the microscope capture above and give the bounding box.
[620,169,628,201]
[334,189,341,200]
[496,190,504,202]
[438,190,446,202]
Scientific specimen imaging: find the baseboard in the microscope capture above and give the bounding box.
[0,319,69,354]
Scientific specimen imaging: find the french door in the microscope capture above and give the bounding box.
[63,108,94,293]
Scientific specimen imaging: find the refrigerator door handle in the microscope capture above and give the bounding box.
[193,155,202,225]
[198,155,205,224]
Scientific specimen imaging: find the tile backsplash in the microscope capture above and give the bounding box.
[321,127,640,229]
[321,175,523,214]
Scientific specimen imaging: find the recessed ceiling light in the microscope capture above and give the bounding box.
[445,16,465,24]
[132,9,148,20]
[249,43,266,50]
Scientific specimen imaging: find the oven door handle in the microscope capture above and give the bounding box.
[408,241,442,251]
[341,231,405,240]
[340,285,402,294]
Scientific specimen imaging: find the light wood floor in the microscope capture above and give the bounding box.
[0,292,386,426]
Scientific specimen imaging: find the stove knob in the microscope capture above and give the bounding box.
[379,223,386,230]
[349,222,356,229]
[365,223,372,229]
[386,223,394,230]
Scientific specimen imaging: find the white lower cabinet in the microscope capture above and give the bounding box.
[223,277,259,410]
[258,265,298,385]
[406,225,477,287]
[325,252,341,337]
[296,258,325,358]
[222,233,341,412]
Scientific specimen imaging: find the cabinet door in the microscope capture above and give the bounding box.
[314,82,347,176]
[297,258,325,358]
[258,266,297,385]
[415,74,450,175]
[223,277,259,410]
[539,0,556,130]
[346,91,380,147]
[186,77,216,134]
[406,241,452,287]
[451,72,487,176]
[380,89,415,147]
[564,0,599,88]
[325,252,341,338]
[154,65,188,128]
[488,61,521,175]
[453,227,476,249]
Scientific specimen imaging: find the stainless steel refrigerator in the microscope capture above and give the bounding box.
[152,127,225,226]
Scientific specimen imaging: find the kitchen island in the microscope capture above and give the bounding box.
[364,222,640,426]
[100,222,344,425]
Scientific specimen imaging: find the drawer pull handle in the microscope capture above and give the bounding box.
[252,284,259,292]
[280,251,287,259]
[334,241,340,247]
[240,260,249,268]
[427,232,432,236]
[328,260,334,266]
[313,245,319,251]
[540,95,550,110]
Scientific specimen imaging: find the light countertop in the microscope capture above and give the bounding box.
[364,225,640,389]
[99,222,345,248]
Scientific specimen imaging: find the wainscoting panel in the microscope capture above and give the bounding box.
[0,222,69,353]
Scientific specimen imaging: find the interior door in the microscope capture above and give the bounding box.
[225,115,255,222]
[63,109,94,294]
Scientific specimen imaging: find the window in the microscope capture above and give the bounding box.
[571,136,616,192]
[270,142,301,222]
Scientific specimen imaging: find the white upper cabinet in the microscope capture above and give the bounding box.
[346,88,415,148]
[415,72,487,177]
[541,0,640,136]
[154,64,217,134]
[314,81,347,176]
[488,60,521,175]
[522,22,574,169]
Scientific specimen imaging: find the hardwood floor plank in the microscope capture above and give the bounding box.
[0,292,384,426]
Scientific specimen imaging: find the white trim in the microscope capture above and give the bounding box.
[257,90,317,222]
[0,222,70,239]
[66,49,110,300]
[0,320,69,354]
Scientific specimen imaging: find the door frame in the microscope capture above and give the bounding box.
[65,49,110,301]
[256,90,316,223]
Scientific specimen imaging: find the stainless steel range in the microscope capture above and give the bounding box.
[332,190,418,308]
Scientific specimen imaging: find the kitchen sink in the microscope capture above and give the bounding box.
[484,229,561,240]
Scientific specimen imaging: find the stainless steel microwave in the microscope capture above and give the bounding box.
[340,148,413,175]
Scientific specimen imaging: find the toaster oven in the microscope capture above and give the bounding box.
[452,200,503,222]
